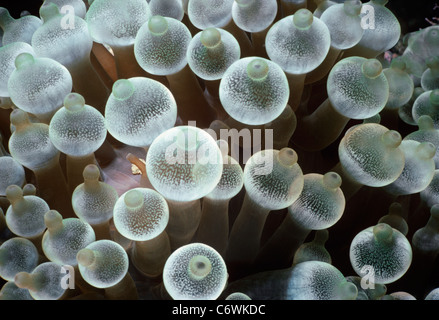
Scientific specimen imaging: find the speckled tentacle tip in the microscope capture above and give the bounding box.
[383,140,435,197]
[294,57,389,151]
[225,147,303,273]
[412,89,439,129]
[105,77,177,152]
[0,150,26,197]
[265,8,331,110]
[42,210,95,267]
[77,240,139,300]
[149,0,184,21]
[192,140,244,257]
[343,0,401,59]
[399,87,425,126]
[292,229,332,265]
[223,261,357,300]
[0,237,39,283]
[232,0,277,57]
[0,41,34,98]
[162,243,228,300]
[349,223,412,285]
[0,7,42,45]
[5,185,48,250]
[401,26,439,78]
[145,126,223,251]
[0,281,34,300]
[383,58,415,111]
[113,188,171,278]
[333,123,405,200]
[33,2,109,114]
[219,56,290,126]
[86,0,164,83]
[8,109,73,217]
[421,56,439,91]
[14,262,71,300]
[7,52,72,124]
[425,288,439,300]
[225,292,252,300]
[42,209,98,293]
[405,115,439,169]
[49,92,107,193]
[306,0,364,85]
[187,0,253,57]
[405,205,439,298]
[72,164,118,240]
[187,27,240,118]
[254,171,344,271]
[412,204,439,264]
[390,291,418,301]
[134,15,215,127]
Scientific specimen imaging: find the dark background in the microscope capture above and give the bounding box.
[1,0,437,35]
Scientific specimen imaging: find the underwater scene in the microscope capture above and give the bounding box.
[0,0,438,305]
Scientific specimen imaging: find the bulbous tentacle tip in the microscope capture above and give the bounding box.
[200,28,222,49]
[188,255,212,281]
[64,92,86,111]
[148,15,169,36]
[112,79,135,101]
[322,172,342,190]
[124,189,144,209]
[362,59,383,79]
[338,282,358,300]
[343,0,362,16]
[0,7,12,26]
[426,56,439,69]
[381,130,402,148]
[246,58,269,81]
[14,272,33,290]
[14,53,35,70]
[9,108,30,127]
[39,2,60,21]
[390,56,407,71]
[77,248,96,267]
[5,185,23,203]
[278,147,298,167]
[388,202,403,215]
[22,184,37,196]
[373,223,393,242]
[417,114,435,130]
[430,204,439,220]
[83,164,101,182]
[417,141,436,160]
[44,210,63,231]
[430,89,439,106]
[293,8,313,29]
